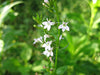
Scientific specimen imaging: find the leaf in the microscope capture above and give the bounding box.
[65,33,75,55]
[94,0,100,7]
[92,18,100,29]
[20,46,32,61]
[0,1,23,26]
[17,43,32,61]
[32,60,48,72]
[56,66,67,75]
[74,35,88,55]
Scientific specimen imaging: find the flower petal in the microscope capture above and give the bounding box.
[65,26,70,31]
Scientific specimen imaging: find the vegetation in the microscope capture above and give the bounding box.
[0,0,100,75]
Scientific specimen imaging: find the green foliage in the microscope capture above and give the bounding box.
[0,0,100,75]
[56,65,67,75]
[0,1,23,26]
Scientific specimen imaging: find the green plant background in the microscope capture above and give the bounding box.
[0,0,100,75]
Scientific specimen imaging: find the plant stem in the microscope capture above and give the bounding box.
[89,6,94,32]
[54,0,60,74]
[48,57,51,74]
[88,3,97,35]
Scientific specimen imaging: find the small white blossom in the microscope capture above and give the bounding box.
[44,34,50,41]
[58,22,69,32]
[59,35,62,40]
[92,0,97,4]
[42,41,52,50]
[42,19,55,31]
[59,35,64,40]
[33,36,43,44]
[43,49,53,57]
[44,0,49,3]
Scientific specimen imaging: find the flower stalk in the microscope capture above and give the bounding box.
[33,0,70,74]
[54,0,60,74]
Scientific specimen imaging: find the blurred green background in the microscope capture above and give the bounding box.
[0,0,100,75]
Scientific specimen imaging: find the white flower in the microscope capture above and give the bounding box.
[58,22,69,32]
[33,36,43,44]
[43,49,53,57]
[59,35,64,40]
[42,41,52,50]
[42,19,55,31]
[44,34,50,41]
[59,35,63,40]
[44,0,49,3]
[92,0,97,4]
[38,24,43,27]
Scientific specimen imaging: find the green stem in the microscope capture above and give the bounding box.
[54,0,60,74]
[89,6,94,31]
[88,3,97,35]
[48,57,51,74]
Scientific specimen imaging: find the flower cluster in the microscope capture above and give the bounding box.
[33,19,69,57]
[33,33,53,57]
[42,41,53,57]
[39,19,69,32]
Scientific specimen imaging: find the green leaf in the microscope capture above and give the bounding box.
[0,1,23,26]
[94,0,100,7]
[32,60,48,72]
[18,43,32,61]
[93,18,100,29]
[65,33,75,55]
[20,46,32,61]
[56,66,67,75]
